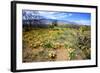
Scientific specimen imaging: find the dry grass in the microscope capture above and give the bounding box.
[22,27,91,62]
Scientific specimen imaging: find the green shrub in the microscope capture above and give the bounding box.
[42,41,54,48]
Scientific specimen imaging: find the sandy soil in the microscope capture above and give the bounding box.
[56,48,69,61]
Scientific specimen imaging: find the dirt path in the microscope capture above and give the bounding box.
[56,48,69,61]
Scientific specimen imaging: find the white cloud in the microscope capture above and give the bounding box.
[38,11,73,20]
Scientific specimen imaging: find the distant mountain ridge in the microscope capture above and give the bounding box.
[23,15,90,26]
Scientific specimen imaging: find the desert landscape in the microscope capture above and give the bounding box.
[22,10,91,62]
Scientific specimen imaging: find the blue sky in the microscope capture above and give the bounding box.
[23,10,91,25]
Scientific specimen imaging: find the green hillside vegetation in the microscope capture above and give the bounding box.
[22,24,91,62]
